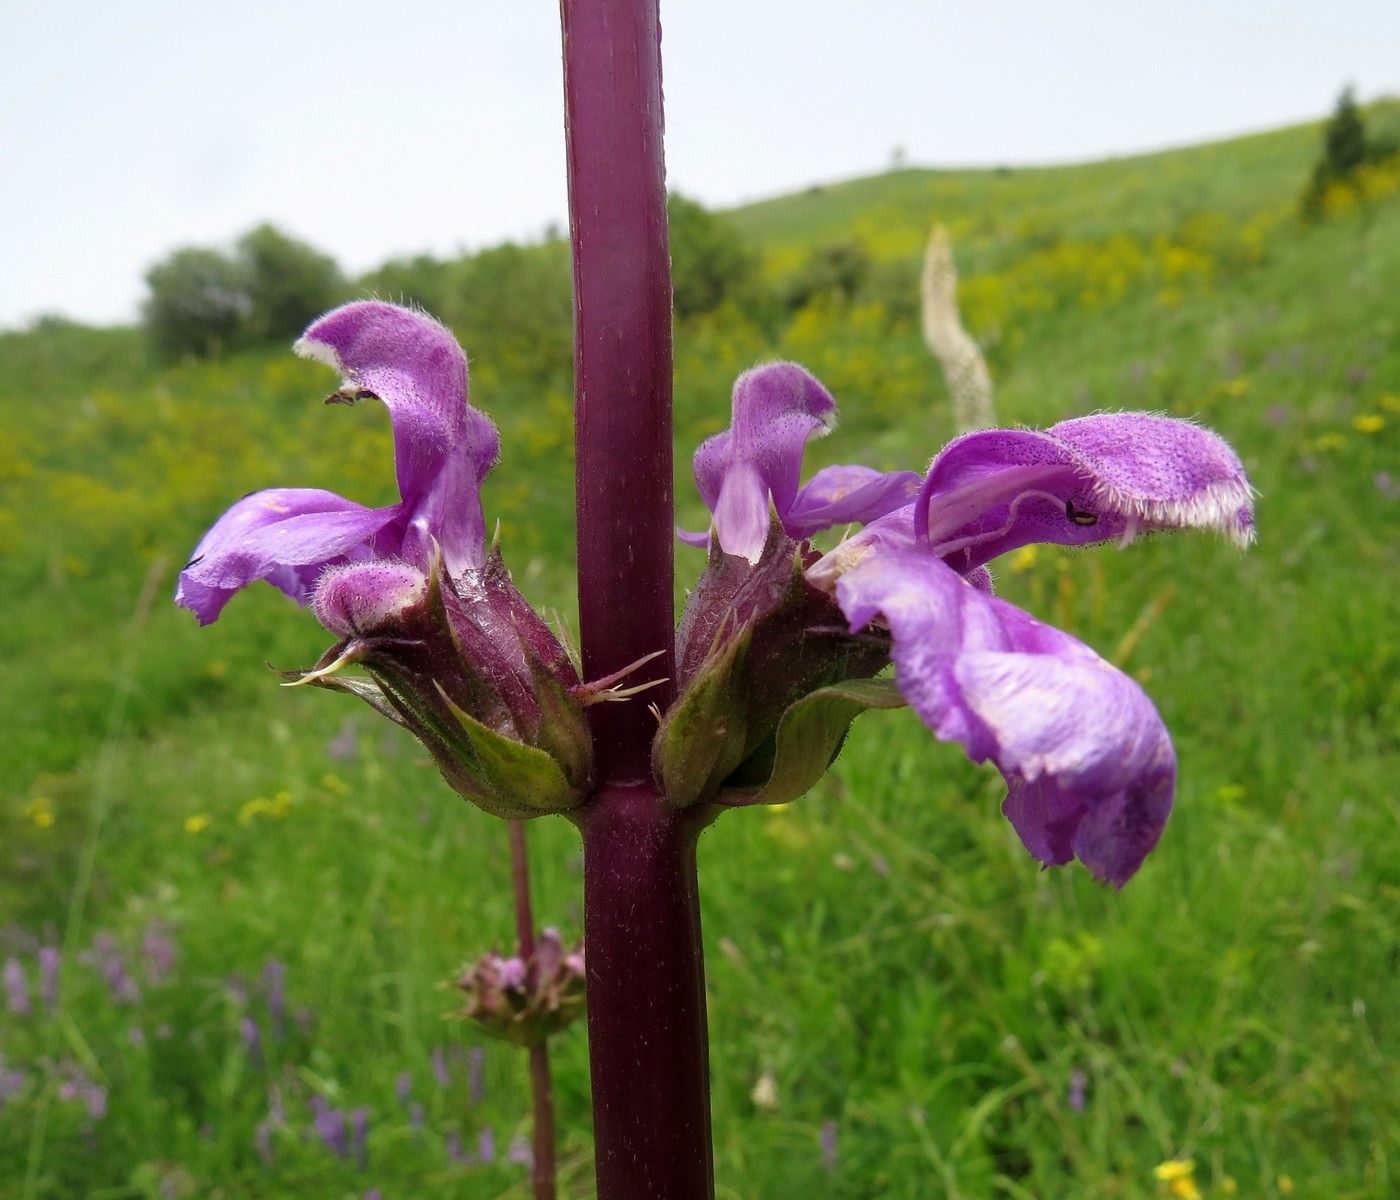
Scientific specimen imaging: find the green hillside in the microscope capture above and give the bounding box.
[1,110,1398,1199]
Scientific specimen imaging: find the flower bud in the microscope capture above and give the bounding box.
[312,562,429,637]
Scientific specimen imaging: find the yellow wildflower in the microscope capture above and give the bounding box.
[184,814,212,834]
[1154,1159,1199,1199]
[1311,433,1347,452]
[1154,1159,1194,1182]
[1352,414,1384,433]
[1277,1176,1294,1196]
[1379,393,1400,413]
[1009,545,1039,572]
[24,797,55,828]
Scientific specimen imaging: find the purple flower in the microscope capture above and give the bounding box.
[38,946,59,1013]
[394,1071,412,1107]
[262,959,287,1037]
[820,1120,838,1172]
[175,301,500,626]
[687,365,1255,885]
[4,958,29,1015]
[468,1046,485,1104]
[351,1106,371,1169]
[478,1125,496,1164]
[431,1046,451,1088]
[240,1016,264,1067]
[506,1133,534,1168]
[681,362,921,561]
[312,1098,348,1158]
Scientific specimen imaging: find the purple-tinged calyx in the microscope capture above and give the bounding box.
[682,363,920,561]
[452,929,586,1047]
[290,546,591,820]
[175,301,499,626]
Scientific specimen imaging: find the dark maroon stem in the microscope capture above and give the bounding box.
[560,1,714,1196]
[578,789,714,1199]
[561,0,676,776]
[508,820,557,1200]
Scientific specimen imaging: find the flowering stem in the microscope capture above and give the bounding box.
[560,0,715,1196]
[577,789,714,1199]
[508,820,558,1200]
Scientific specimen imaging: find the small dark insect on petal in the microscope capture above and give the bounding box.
[325,388,379,407]
[1066,500,1098,527]
[184,555,205,570]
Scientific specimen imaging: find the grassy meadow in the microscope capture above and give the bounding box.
[2,110,1399,1199]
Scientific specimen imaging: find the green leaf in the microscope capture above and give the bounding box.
[652,625,753,809]
[436,688,586,819]
[716,678,906,807]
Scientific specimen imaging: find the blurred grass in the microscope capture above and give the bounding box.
[2,111,1399,1198]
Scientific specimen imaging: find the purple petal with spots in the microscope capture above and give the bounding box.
[837,551,1175,886]
[916,414,1254,575]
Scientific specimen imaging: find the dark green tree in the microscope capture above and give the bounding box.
[142,247,252,361]
[665,192,759,320]
[1302,86,1399,218]
[236,224,345,343]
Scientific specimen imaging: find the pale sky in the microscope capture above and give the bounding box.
[3,0,1398,329]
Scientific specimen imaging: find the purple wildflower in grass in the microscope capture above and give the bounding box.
[409,1102,425,1135]
[262,959,287,1038]
[240,1016,263,1068]
[687,365,1255,885]
[468,1046,485,1104]
[313,1101,348,1158]
[4,958,29,1015]
[91,934,139,1004]
[1376,470,1399,500]
[141,926,175,985]
[365,1191,383,1200]
[431,1046,451,1088]
[394,1071,412,1107]
[506,1134,533,1169]
[445,1130,469,1165]
[128,1026,145,1047]
[0,1055,26,1114]
[38,946,59,1013]
[255,1120,275,1165]
[478,1125,496,1164]
[351,1106,371,1169]
[820,1120,838,1172]
[175,302,500,626]
[1068,1068,1088,1112]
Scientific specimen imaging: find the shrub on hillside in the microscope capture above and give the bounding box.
[143,226,345,361]
[666,192,761,320]
[236,224,346,343]
[1302,87,1400,219]
[142,247,253,361]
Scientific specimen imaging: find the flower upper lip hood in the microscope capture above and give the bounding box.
[682,362,922,561]
[808,411,1256,588]
[175,301,500,626]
